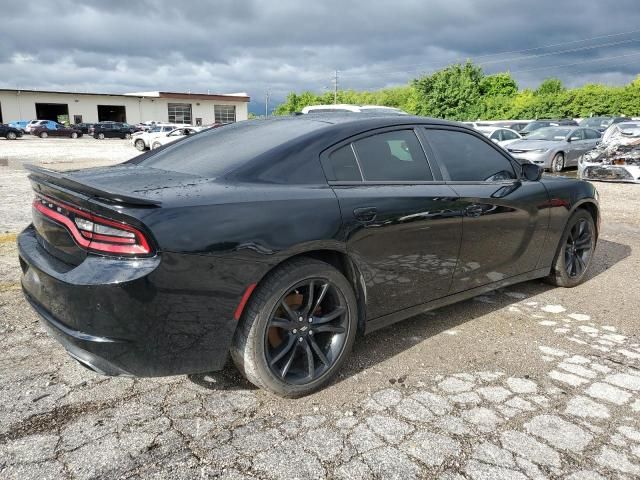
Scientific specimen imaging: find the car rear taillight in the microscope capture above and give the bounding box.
[33,195,152,256]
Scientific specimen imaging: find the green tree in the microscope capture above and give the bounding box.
[535,78,565,96]
[480,72,518,97]
[412,61,484,120]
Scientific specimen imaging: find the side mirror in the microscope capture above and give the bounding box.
[522,162,543,181]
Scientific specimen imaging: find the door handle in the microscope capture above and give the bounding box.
[354,207,377,222]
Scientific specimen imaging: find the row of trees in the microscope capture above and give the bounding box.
[274,61,640,120]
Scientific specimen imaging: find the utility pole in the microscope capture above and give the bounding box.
[332,69,339,104]
[265,90,271,118]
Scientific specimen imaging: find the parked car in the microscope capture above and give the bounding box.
[8,120,30,133]
[131,124,180,151]
[25,120,43,134]
[506,126,601,172]
[462,121,493,129]
[475,126,522,147]
[578,116,632,133]
[31,122,83,139]
[493,121,530,132]
[18,114,600,397]
[520,119,578,136]
[73,123,95,134]
[579,123,640,183]
[150,127,204,149]
[301,104,408,115]
[92,122,136,139]
[0,124,24,140]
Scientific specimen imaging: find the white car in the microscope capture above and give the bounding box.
[25,120,46,134]
[131,124,181,151]
[301,104,408,115]
[150,127,202,150]
[475,126,522,147]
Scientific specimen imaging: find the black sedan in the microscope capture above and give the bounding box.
[18,115,600,397]
[92,122,135,139]
[0,123,24,140]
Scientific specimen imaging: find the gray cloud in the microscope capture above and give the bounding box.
[1,0,639,113]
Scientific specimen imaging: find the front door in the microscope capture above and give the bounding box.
[423,127,549,292]
[323,127,463,319]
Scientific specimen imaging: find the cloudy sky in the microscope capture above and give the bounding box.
[2,0,640,113]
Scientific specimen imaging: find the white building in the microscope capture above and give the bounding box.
[0,89,250,126]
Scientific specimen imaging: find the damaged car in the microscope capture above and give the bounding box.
[579,122,640,183]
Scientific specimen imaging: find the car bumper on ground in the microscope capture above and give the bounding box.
[579,161,640,183]
[17,225,252,377]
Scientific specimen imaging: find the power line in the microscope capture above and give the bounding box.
[508,50,640,74]
[341,37,640,79]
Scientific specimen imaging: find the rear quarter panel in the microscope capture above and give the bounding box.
[536,176,599,269]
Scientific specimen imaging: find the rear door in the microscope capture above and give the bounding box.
[322,126,462,320]
[422,127,549,293]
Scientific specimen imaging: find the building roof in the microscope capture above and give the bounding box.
[0,88,250,102]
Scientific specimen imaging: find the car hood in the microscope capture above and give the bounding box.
[507,139,562,151]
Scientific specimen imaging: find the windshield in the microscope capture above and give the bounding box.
[580,117,609,128]
[521,121,548,133]
[134,118,328,177]
[526,127,572,141]
[150,127,162,132]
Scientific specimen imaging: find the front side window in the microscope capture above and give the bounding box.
[351,130,432,182]
[425,129,516,182]
[502,130,519,140]
[584,129,601,139]
[214,105,236,124]
[168,103,192,124]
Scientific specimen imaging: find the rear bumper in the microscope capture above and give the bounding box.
[18,225,259,377]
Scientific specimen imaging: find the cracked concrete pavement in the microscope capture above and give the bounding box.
[1,137,640,479]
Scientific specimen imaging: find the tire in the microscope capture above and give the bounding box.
[97,133,105,140]
[152,142,161,150]
[231,258,358,397]
[70,132,78,139]
[39,132,48,138]
[550,153,564,173]
[545,209,596,287]
[135,139,147,151]
[6,131,17,140]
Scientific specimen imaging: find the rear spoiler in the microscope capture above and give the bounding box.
[25,164,162,207]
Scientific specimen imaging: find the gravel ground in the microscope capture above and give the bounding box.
[1,137,640,479]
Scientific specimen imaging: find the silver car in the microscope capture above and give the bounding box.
[506,127,601,172]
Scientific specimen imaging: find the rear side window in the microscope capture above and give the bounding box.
[352,130,432,181]
[424,129,516,182]
[328,145,362,181]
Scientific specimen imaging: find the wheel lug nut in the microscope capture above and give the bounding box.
[309,317,313,323]
[298,317,303,322]
[309,330,313,335]
[292,329,297,334]
[298,337,304,342]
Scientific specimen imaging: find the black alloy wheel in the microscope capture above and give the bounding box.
[264,279,349,384]
[231,258,357,397]
[545,209,596,287]
[564,217,593,278]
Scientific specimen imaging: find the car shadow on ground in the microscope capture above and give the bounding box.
[189,238,631,393]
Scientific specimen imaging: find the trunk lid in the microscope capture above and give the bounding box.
[27,164,193,265]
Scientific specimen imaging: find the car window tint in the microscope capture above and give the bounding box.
[328,145,362,181]
[424,129,516,182]
[489,131,500,140]
[502,130,519,140]
[352,130,432,181]
[584,129,600,139]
